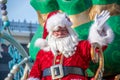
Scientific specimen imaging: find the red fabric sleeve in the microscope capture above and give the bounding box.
[79,40,91,61]
[28,51,42,78]
[75,40,91,69]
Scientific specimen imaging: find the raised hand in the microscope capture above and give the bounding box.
[94,10,110,31]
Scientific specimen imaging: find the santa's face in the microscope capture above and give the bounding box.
[52,26,69,38]
[48,27,78,57]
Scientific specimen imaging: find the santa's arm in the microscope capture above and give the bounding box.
[27,52,42,80]
[88,10,114,80]
[88,10,114,46]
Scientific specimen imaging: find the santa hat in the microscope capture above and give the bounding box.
[35,11,72,51]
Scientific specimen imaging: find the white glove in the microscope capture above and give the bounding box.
[94,10,110,31]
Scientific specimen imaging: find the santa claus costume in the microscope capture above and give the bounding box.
[27,11,114,80]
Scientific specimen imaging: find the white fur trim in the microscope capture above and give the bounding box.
[46,13,72,32]
[35,38,50,51]
[27,77,40,80]
[88,23,114,46]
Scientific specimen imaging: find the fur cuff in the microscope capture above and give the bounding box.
[88,23,114,46]
[27,77,40,80]
[35,38,50,51]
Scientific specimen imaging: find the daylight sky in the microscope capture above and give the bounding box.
[0,0,38,23]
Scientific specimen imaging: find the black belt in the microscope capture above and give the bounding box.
[43,65,85,79]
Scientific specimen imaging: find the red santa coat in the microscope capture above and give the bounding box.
[27,10,114,80]
[28,40,95,80]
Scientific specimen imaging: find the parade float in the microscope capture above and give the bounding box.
[29,0,120,79]
[0,0,120,80]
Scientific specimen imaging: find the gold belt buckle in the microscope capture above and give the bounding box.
[50,64,64,79]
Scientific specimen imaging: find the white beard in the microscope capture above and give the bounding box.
[48,35,79,58]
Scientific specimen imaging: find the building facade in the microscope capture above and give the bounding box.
[0,19,39,80]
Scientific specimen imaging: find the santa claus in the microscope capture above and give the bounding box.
[27,10,114,80]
